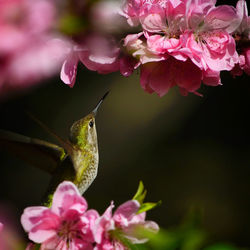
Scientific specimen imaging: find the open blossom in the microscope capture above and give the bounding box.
[93,200,159,249]
[185,3,240,72]
[21,181,99,250]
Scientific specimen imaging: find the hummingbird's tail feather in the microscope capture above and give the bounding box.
[25,111,74,155]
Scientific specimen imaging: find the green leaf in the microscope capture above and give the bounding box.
[133,181,147,204]
[137,201,162,214]
[132,181,161,214]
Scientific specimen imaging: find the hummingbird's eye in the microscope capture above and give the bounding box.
[89,120,94,128]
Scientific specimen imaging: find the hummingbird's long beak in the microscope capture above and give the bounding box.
[92,91,109,116]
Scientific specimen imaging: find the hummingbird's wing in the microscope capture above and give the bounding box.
[0,129,66,174]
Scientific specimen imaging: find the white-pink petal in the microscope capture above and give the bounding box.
[60,53,78,87]
[21,206,49,232]
[205,5,241,33]
[29,229,57,244]
[114,200,140,224]
[51,181,87,215]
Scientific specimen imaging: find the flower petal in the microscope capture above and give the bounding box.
[51,181,88,216]
[21,207,50,232]
[60,53,78,87]
[113,200,140,225]
[205,5,241,33]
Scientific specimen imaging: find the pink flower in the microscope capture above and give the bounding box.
[197,30,238,71]
[93,200,159,249]
[186,2,241,33]
[119,56,138,77]
[124,33,166,65]
[61,35,121,87]
[202,68,221,86]
[147,35,181,54]
[121,0,145,26]
[139,6,167,33]
[4,38,68,85]
[60,45,79,88]
[140,0,186,34]
[185,2,240,72]
[140,57,203,96]
[21,181,99,250]
[78,35,120,74]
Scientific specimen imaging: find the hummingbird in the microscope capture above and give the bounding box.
[0,92,109,206]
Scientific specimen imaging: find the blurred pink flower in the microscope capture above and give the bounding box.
[61,34,136,87]
[78,35,120,75]
[21,181,99,250]
[91,1,128,33]
[61,35,121,87]
[0,0,68,96]
[0,209,25,250]
[60,45,79,88]
[93,200,159,249]
[3,38,68,85]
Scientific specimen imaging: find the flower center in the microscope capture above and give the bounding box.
[58,219,83,244]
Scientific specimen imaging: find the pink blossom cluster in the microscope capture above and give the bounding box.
[120,0,250,96]
[21,181,159,250]
[0,0,249,97]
